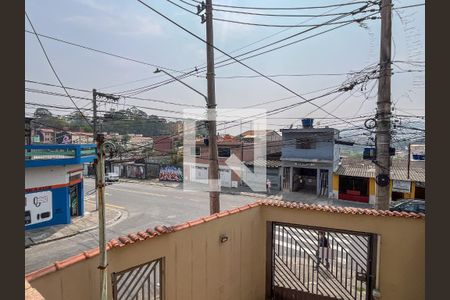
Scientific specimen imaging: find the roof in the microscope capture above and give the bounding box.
[281,128,338,134]
[245,159,281,168]
[241,130,280,137]
[336,161,425,182]
[25,199,424,283]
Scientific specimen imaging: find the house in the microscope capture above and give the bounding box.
[70,131,94,144]
[25,144,96,230]
[280,120,340,197]
[36,128,55,144]
[334,157,425,204]
[240,129,282,156]
[151,135,174,155]
[183,135,243,188]
[25,200,425,300]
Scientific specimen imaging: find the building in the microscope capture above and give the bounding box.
[151,135,174,155]
[280,121,340,197]
[184,135,243,188]
[25,144,96,230]
[240,130,282,156]
[334,158,425,204]
[36,128,55,144]
[70,132,94,144]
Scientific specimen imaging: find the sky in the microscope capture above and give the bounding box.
[25,0,425,135]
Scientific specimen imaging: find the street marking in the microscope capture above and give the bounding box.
[86,200,125,210]
[106,187,167,197]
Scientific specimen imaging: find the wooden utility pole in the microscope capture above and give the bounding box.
[407,143,411,179]
[375,0,392,210]
[93,89,99,210]
[96,133,108,300]
[205,0,220,214]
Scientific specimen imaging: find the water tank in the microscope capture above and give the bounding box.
[301,118,314,128]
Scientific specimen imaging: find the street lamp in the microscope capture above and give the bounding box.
[154,68,208,104]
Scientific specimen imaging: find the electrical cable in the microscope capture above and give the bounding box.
[25,11,93,130]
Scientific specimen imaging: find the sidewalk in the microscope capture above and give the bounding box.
[25,198,126,248]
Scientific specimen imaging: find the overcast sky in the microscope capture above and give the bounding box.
[25,0,425,134]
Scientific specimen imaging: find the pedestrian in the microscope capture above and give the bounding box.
[266,178,272,194]
[317,231,330,269]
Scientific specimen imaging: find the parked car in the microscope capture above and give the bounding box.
[389,199,425,214]
[105,172,119,182]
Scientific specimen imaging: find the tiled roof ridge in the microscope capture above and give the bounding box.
[258,199,425,219]
[25,199,424,283]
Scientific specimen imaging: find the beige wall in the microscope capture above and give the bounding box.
[29,205,424,300]
[30,207,266,300]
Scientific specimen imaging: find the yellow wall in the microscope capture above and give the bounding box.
[30,205,425,300]
[332,174,339,191]
[369,178,376,196]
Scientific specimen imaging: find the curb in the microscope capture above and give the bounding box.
[25,207,127,248]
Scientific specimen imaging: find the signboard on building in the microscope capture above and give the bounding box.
[25,191,53,226]
[392,180,411,193]
[56,131,72,144]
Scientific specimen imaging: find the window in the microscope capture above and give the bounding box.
[296,138,316,149]
[218,147,231,157]
[191,146,200,156]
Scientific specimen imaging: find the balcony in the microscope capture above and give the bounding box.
[25,200,424,300]
[25,144,96,168]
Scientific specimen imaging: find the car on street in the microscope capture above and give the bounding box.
[105,172,119,182]
[389,199,425,214]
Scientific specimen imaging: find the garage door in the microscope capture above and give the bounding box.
[219,169,231,188]
[191,166,208,184]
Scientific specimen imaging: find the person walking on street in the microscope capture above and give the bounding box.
[266,179,272,194]
[317,231,330,270]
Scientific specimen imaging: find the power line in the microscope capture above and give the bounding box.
[24,29,186,74]
[25,79,204,108]
[188,0,373,11]
[25,11,93,130]
[136,0,376,132]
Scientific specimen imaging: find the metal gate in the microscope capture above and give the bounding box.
[112,258,163,300]
[267,223,377,300]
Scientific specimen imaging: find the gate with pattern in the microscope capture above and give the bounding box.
[267,223,377,300]
[111,258,163,300]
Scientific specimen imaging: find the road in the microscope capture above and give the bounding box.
[25,179,256,273]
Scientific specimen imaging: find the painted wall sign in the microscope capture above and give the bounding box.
[392,180,411,193]
[25,191,53,226]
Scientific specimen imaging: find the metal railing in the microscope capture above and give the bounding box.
[111,258,164,300]
[271,223,375,300]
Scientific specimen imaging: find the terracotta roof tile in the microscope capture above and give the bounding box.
[25,199,424,283]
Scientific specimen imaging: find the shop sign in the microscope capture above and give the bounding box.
[392,180,411,193]
[25,191,53,226]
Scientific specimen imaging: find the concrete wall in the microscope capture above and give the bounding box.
[281,131,335,161]
[261,206,425,300]
[30,208,266,300]
[29,205,424,300]
[25,164,83,189]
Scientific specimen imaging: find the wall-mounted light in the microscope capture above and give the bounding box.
[219,234,229,243]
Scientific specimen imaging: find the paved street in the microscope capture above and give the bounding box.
[25,179,257,273]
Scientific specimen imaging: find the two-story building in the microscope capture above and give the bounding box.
[280,120,340,197]
[25,144,96,230]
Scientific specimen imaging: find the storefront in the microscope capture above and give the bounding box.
[338,175,370,203]
[25,144,96,230]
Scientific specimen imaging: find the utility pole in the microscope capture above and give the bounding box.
[407,143,411,179]
[96,133,108,300]
[375,0,392,210]
[204,0,220,214]
[93,89,98,210]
